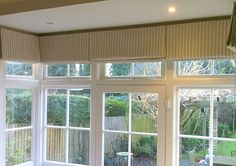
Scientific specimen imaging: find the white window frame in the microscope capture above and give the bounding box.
[100,61,166,80]
[95,85,166,166]
[176,59,235,77]
[3,62,40,166]
[6,62,36,79]
[173,57,236,166]
[42,85,92,166]
[45,64,91,79]
[0,59,234,166]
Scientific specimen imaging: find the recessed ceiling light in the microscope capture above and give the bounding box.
[168,7,176,13]
[46,22,54,25]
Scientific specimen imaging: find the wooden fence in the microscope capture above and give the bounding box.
[5,115,154,165]
[6,128,31,166]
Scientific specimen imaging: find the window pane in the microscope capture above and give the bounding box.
[213,89,236,139]
[104,132,128,166]
[69,64,91,77]
[69,130,90,165]
[214,141,236,165]
[178,60,211,76]
[105,93,129,131]
[134,62,161,77]
[105,63,132,77]
[69,89,90,128]
[132,93,158,133]
[179,89,210,136]
[6,89,32,128]
[214,59,236,75]
[105,62,162,77]
[7,62,32,76]
[131,135,157,166]
[179,138,209,166]
[47,64,91,77]
[47,89,67,126]
[6,129,31,165]
[47,64,67,77]
[46,128,66,162]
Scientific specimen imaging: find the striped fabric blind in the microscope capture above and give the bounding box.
[89,26,166,62]
[1,28,40,63]
[39,32,89,63]
[167,19,234,60]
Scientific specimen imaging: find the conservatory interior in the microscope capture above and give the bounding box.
[0,0,236,166]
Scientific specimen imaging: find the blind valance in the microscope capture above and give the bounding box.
[1,28,40,63]
[1,18,235,64]
[39,32,90,63]
[166,19,234,60]
[89,26,166,62]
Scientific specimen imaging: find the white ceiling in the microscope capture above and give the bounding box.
[0,0,234,34]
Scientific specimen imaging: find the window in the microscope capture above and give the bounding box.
[178,88,236,166]
[177,59,236,76]
[45,88,90,165]
[6,62,33,77]
[5,88,33,165]
[46,64,91,78]
[105,62,162,78]
[102,89,165,166]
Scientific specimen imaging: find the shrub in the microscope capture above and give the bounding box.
[105,98,128,117]
[132,136,157,158]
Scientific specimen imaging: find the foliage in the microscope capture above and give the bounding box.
[7,63,32,76]
[47,64,67,76]
[47,64,91,77]
[105,98,129,117]
[109,63,131,76]
[132,136,157,158]
[218,123,232,138]
[182,139,202,152]
[47,93,90,126]
[70,64,91,76]
[214,59,236,74]
[6,136,31,165]
[69,94,90,127]
[6,89,32,127]
[179,59,236,75]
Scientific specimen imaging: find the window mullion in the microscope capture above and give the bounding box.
[209,89,214,166]
[131,63,135,77]
[67,64,70,77]
[66,89,70,164]
[211,60,215,75]
[128,93,132,166]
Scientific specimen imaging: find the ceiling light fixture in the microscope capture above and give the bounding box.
[168,6,176,13]
[46,22,54,25]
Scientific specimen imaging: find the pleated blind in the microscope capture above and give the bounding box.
[89,26,166,62]
[39,32,89,63]
[167,19,234,60]
[1,28,40,63]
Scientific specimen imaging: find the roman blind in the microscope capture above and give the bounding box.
[167,19,234,60]
[39,32,89,63]
[89,26,166,62]
[0,28,40,62]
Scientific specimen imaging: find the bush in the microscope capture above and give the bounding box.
[132,136,157,158]
[105,98,128,117]
[182,138,201,152]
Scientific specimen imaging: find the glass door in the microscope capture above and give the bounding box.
[95,85,166,166]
